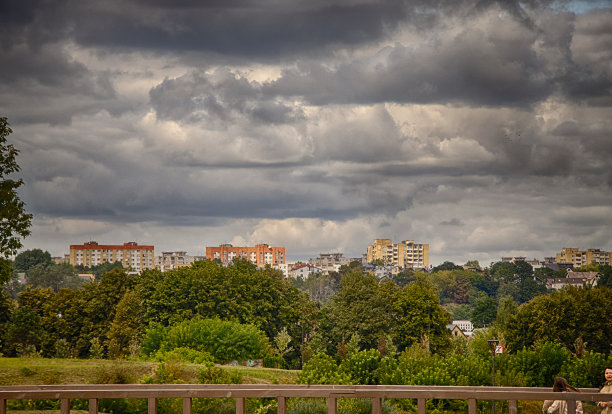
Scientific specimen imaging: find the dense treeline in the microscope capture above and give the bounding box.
[1,251,611,385]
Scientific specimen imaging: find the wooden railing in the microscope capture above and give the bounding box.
[1,384,609,414]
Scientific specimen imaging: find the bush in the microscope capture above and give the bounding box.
[505,342,570,387]
[198,366,242,384]
[560,351,612,388]
[339,349,382,384]
[91,363,136,384]
[140,318,270,363]
[298,353,351,385]
[263,355,285,368]
[155,347,214,365]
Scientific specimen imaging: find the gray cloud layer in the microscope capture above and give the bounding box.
[1,0,611,264]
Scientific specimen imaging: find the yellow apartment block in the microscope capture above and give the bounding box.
[69,241,154,272]
[366,238,430,269]
[556,247,611,267]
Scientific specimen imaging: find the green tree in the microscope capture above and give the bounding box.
[437,270,473,304]
[13,249,52,272]
[432,261,462,273]
[76,268,136,357]
[327,271,399,350]
[138,259,313,339]
[394,277,452,354]
[77,261,124,279]
[504,287,612,354]
[490,261,517,283]
[464,260,481,270]
[469,271,498,297]
[274,326,293,360]
[299,272,340,303]
[107,289,145,358]
[391,269,416,287]
[26,262,82,292]
[3,286,55,355]
[495,295,518,330]
[339,260,364,274]
[534,266,553,281]
[471,296,497,328]
[0,117,33,283]
[596,265,612,288]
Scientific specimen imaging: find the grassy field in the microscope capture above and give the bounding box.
[0,357,299,386]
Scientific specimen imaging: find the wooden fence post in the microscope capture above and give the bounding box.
[328,397,337,414]
[468,398,477,414]
[372,397,382,414]
[148,397,157,414]
[418,398,426,414]
[0,399,6,414]
[183,397,192,414]
[567,399,576,414]
[509,400,518,414]
[61,398,70,414]
[277,396,286,414]
[236,397,245,414]
[89,398,98,414]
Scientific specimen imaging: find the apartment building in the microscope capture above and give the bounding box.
[366,238,429,269]
[155,251,205,272]
[205,243,285,267]
[288,263,322,279]
[69,241,154,272]
[555,248,611,267]
[308,253,354,274]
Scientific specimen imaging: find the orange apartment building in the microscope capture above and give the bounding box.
[69,241,154,272]
[205,243,285,266]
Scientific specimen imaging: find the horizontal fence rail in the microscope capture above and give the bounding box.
[1,384,610,414]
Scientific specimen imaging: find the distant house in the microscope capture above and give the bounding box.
[363,263,398,279]
[308,253,354,275]
[452,320,474,332]
[77,273,95,282]
[288,264,322,279]
[545,271,600,290]
[446,324,468,339]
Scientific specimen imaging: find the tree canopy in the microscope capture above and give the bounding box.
[13,249,53,273]
[0,117,32,283]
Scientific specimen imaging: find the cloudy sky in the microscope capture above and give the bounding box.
[2,0,611,266]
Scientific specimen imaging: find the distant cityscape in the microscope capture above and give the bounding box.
[58,239,611,284]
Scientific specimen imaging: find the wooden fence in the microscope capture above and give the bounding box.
[1,384,610,414]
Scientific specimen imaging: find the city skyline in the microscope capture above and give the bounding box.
[29,237,612,269]
[2,1,611,266]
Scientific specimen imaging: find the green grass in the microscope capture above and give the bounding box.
[0,357,299,386]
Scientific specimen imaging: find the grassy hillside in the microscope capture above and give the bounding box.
[0,357,299,386]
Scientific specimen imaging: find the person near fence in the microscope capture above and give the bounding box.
[542,377,583,414]
[598,367,612,414]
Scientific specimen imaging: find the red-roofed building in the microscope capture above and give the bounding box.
[69,241,154,272]
[205,243,285,267]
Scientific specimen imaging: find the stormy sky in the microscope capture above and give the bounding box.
[2,0,611,266]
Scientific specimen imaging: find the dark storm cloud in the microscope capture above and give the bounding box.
[0,0,414,58]
[263,6,611,107]
[0,43,117,124]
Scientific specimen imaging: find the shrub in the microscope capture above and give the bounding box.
[155,347,214,365]
[91,363,135,384]
[298,353,350,385]
[339,349,382,384]
[198,366,242,384]
[140,318,270,363]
